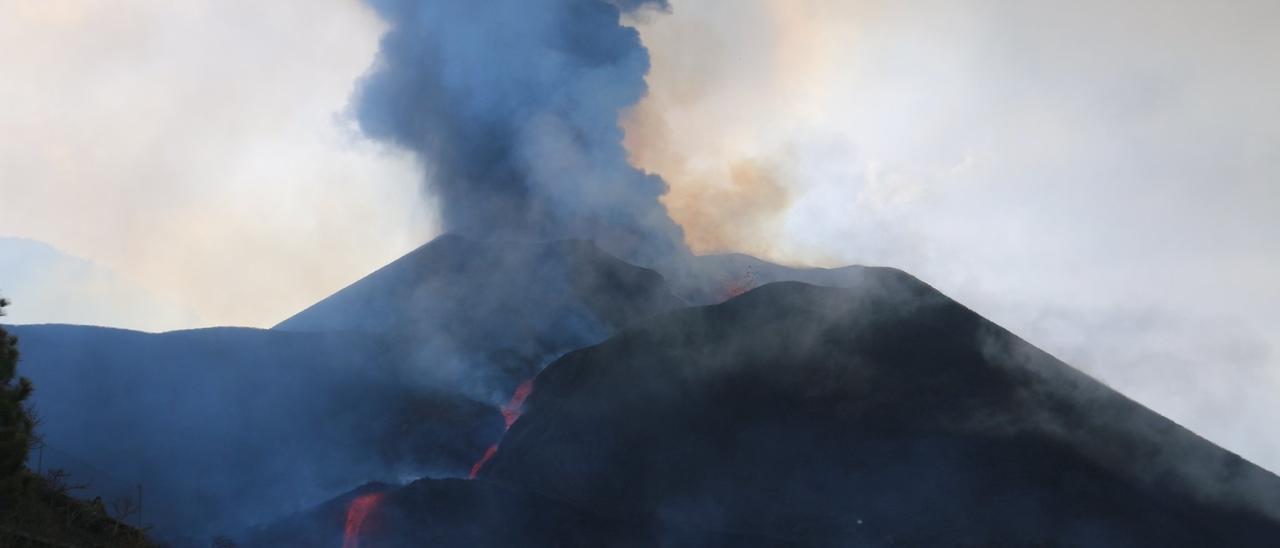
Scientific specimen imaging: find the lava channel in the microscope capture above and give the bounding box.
[342,492,384,548]
[469,379,535,478]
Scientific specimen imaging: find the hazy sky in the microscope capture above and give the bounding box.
[624,0,1280,474]
[2,0,1278,471]
[0,0,435,328]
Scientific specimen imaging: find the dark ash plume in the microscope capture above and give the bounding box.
[355,0,685,265]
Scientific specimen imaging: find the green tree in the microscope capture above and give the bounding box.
[0,297,34,494]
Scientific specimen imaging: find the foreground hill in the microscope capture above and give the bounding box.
[276,235,682,336]
[243,477,799,548]
[671,251,888,304]
[484,280,1280,545]
[9,324,496,539]
[257,279,1280,546]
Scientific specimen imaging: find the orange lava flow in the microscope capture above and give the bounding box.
[469,445,498,479]
[342,493,384,548]
[470,379,535,479]
[720,267,757,302]
[501,379,535,428]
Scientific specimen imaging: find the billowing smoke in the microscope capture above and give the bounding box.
[354,0,687,265]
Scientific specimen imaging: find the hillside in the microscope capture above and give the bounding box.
[9,324,496,539]
[483,280,1280,545]
[246,279,1280,546]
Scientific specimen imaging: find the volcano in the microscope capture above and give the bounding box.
[10,235,685,538]
[241,258,1280,546]
[13,234,1280,544]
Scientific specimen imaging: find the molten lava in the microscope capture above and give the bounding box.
[501,379,535,428]
[469,445,499,479]
[342,492,384,548]
[469,379,535,479]
[720,266,758,301]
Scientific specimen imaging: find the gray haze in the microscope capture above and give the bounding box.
[0,0,434,328]
[0,238,200,331]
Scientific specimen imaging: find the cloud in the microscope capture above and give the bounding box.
[659,159,792,257]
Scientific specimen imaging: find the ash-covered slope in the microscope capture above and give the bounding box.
[275,234,685,400]
[249,276,1280,546]
[275,234,681,336]
[10,324,496,538]
[475,279,1280,546]
[669,251,885,304]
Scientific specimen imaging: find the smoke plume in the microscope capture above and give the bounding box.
[354,0,686,265]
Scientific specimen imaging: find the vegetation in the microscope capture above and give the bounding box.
[0,297,34,495]
[1,468,151,547]
[0,297,152,546]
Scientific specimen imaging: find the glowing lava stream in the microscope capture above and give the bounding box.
[720,266,757,302]
[342,492,384,548]
[470,379,535,479]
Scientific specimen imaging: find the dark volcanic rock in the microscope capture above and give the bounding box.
[668,251,888,305]
[242,478,805,548]
[476,279,1280,546]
